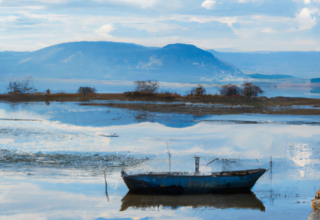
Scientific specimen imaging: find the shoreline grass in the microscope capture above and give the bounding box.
[1,92,320,115]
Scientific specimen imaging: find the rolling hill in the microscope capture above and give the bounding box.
[0,42,245,83]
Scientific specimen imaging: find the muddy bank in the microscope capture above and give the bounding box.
[1,93,320,107]
[3,92,319,115]
[80,102,320,116]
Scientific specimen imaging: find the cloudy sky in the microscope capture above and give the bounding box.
[0,0,319,51]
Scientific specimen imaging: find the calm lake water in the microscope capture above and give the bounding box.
[0,101,319,220]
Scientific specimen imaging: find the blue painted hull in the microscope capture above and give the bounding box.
[122,169,267,194]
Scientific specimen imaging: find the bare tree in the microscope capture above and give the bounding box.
[46,89,51,95]
[77,87,97,95]
[7,77,37,94]
[220,84,242,96]
[134,80,159,93]
[242,83,264,97]
[190,84,206,96]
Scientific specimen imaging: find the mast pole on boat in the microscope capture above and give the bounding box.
[166,142,171,173]
[195,156,200,173]
[169,153,171,172]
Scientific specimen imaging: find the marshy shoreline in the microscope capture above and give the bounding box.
[1,93,320,115]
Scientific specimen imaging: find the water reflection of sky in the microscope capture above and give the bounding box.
[0,102,319,219]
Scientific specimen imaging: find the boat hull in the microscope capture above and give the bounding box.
[122,169,266,194]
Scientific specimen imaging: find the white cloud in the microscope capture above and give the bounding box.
[94,24,114,36]
[94,0,158,8]
[1,0,320,52]
[22,12,66,22]
[251,9,319,32]
[201,0,216,9]
[130,22,181,33]
[23,6,47,10]
[295,8,319,30]
[0,16,19,22]
[304,0,311,4]
[261,27,276,33]
[118,0,157,8]
[238,0,261,3]
[33,0,71,3]
[172,15,238,27]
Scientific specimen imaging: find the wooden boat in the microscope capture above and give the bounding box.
[120,192,265,211]
[121,156,267,194]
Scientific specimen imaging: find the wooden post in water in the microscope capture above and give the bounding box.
[104,170,109,202]
[195,156,200,173]
[270,156,273,204]
[270,156,273,175]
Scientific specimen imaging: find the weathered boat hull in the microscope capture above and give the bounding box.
[122,169,266,194]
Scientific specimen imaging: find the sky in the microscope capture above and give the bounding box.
[0,0,320,52]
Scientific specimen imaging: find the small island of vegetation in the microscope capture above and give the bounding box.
[0,78,319,116]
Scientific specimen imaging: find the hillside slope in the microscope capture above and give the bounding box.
[0,42,245,83]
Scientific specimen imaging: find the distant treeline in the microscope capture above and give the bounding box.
[4,77,264,98]
[132,80,264,98]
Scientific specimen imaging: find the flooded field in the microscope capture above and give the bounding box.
[0,101,319,219]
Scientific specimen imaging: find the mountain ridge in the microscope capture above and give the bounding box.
[0,41,245,83]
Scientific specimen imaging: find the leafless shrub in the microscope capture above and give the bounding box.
[46,89,51,95]
[220,84,242,96]
[190,84,206,96]
[77,87,97,95]
[242,82,264,97]
[6,77,37,94]
[134,80,159,93]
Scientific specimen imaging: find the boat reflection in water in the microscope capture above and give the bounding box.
[120,192,265,212]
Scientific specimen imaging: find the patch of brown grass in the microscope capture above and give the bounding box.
[1,92,320,109]
[124,91,182,101]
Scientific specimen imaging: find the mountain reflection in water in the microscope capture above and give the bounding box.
[120,192,265,212]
